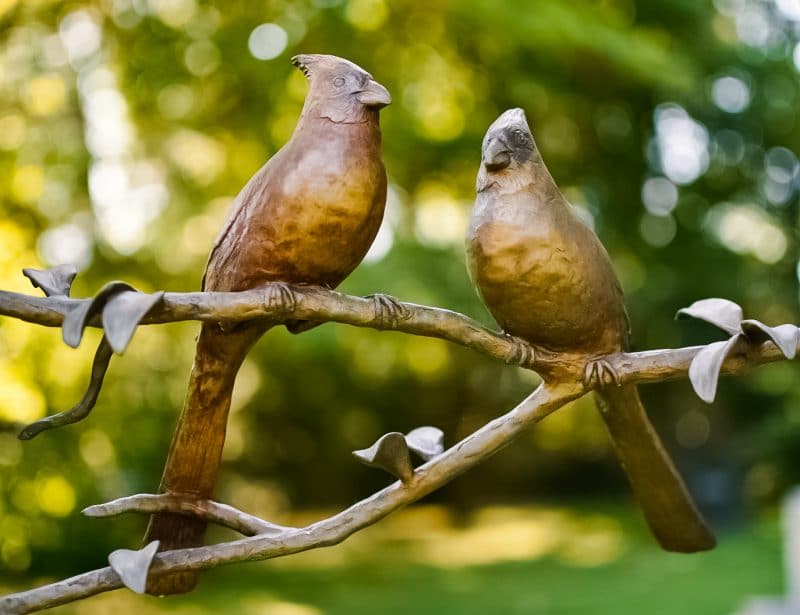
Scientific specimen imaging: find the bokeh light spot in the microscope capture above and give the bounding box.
[149,0,196,28]
[651,104,709,186]
[79,430,116,468]
[557,516,624,568]
[345,0,388,31]
[765,147,798,184]
[0,112,26,150]
[708,203,787,264]
[639,213,676,247]
[24,74,67,116]
[248,23,289,61]
[641,176,678,216]
[184,40,220,76]
[0,0,18,19]
[36,476,76,518]
[363,218,394,263]
[414,183,469,247]
[776,0,800,22]
[0,434,22,466]
[11,165,44,203]
[711,75,750,113]
[166,130,226,184]
[38,223,93,269]
[241,599,322,615]
[0,373,46,423]
[418,100,465,141]
[1,540,31,571]
[59,10,101,65]
[404,337,450,379]
[157,83,195,119]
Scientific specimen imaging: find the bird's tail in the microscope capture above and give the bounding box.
[596,385,716,553]
[143,323,264,595]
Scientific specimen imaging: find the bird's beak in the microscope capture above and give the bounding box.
[483,139,511,171]
[356,80,392,108]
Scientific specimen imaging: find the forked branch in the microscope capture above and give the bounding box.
[82,494,292,537]
[0,277,797,613]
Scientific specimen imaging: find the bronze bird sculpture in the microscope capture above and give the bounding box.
[144,54,391,594]
[465,108,715,553]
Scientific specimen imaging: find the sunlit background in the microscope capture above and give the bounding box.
[1,0,800,612]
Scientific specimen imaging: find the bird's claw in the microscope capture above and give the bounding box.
[263,283,297,317]
[503,334,535,367]
[583,358,620,389]
[367,294,410,329]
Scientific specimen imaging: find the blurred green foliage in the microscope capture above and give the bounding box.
[0,503,785,614]
[1,0,800,589]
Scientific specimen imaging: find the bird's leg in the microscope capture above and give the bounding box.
[583,358,621,389]
[366,293,411,329]
[502,333,536,368]
[262,282,297,318]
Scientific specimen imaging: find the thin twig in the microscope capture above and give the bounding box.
[1,283,797,613]
[0,382,580,614]
[82,494,292,537]
[17,336,114,440]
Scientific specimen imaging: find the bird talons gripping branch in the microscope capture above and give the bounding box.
[502,333,536,368]
[367,293,411,329]
[263,282,297,319]
[583,358,621,390]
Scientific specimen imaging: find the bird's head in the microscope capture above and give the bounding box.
[480,108,537,174]
[292,54,391,123]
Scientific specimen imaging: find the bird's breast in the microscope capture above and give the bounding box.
[210,120,386,291]
[467,191,623,352]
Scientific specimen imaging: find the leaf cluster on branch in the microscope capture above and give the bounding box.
[0,267,797,614]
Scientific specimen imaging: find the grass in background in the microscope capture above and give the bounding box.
[4,502,783,614]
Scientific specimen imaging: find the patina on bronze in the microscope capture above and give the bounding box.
[466,108,716,553]
[144,53,391,595]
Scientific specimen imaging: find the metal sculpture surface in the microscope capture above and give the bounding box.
[465,108,716,552]
[14,71,800,615]
[143,53,391,594]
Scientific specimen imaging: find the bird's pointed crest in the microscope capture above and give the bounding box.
[291,54,372,80]
[487,107,530,136]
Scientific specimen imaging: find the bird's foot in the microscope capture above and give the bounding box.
[583,358,620,389]
[367,294,411,329]
[263,282,297,317]
[503,334,536,368]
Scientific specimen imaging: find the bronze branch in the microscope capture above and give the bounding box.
[0,278,796,613]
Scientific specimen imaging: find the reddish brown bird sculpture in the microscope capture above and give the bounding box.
[466,108,715,553]
[144,54,391,594]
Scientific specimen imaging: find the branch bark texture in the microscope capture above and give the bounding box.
[0,283,795,613]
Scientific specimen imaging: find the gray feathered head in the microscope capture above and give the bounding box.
[481,108,536,172]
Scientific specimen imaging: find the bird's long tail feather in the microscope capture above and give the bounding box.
[143,323,265,595]
[596,385,716,552]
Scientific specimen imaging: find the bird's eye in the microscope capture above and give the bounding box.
[513,129,525,140]
[333,77,346,87]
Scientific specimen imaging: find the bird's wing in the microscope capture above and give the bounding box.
[201,160,271,291]
[576,206,631,350]
[619,287,633,350]
[201,198,246,291]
